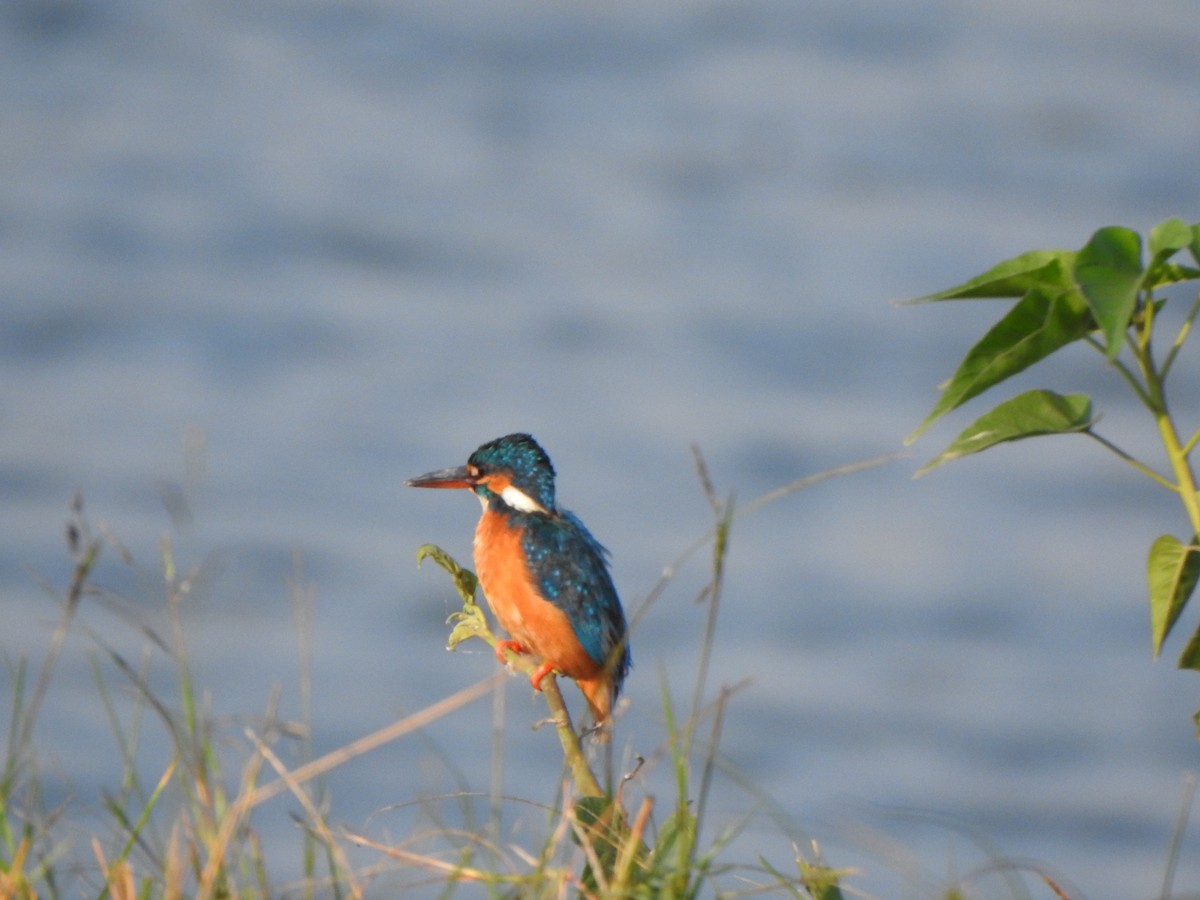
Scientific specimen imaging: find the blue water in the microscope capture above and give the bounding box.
[4,1,1200,895]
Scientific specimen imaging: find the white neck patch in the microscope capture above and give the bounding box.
[500,484,547,514]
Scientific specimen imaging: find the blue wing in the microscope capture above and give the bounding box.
[520,509,631,693]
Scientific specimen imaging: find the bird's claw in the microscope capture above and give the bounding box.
[494,639,529,664]
[529,660,557,693]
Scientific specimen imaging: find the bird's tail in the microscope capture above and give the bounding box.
[576,675,614,742]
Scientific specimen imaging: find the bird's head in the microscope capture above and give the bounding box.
[407,433,556,514]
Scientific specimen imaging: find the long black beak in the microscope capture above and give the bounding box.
[406,465,476,490]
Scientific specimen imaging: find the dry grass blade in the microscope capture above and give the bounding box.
[344,830,558,888]
[196,672,504,890]
[247,731,363,900]
[244,672,502,812]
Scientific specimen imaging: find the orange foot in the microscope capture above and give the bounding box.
[494,639,529,664]
[529,660,557,693]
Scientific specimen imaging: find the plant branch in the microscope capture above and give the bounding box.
[1184,427,1200,458]
[482,631,603,799]
[1161,289,1200,380]
[535,673,603,798]
[1157,414,1200,537]
[1083,334,1152,406]
[1133,317,1200,537]
[1083,431,1177,491]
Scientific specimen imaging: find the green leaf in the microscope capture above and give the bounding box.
[1072,226,1143,360]
[906,285,1094,443]
[1143,262,1200,290]
[574,796,627,892]
[1149,217,1192,261]
[1190,222,1200,268]
[755,856,809,900]
[798,859,847,900]
[415,543,478,604]
[1144,218,1196,290]
[904,250,1075,302]
[416,544,491,650]
[653,804,698,861]
[446,598,491,651]
[1178,626,1200,672]
[573,795,616,834]
[1147,534,1200,658]
[915,390,1094,476]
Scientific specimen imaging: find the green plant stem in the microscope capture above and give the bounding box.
[1156,411,1200,537]
[533,672,603,799]
[1161,289,1200,380]
[19,527,101,763]
[1184,427,1200,458]
[479,632,605,798]
[1083,431,1177,491]
[1133,317,1200,537]
[1085,334,1152,407]
[1160,772,1197,899]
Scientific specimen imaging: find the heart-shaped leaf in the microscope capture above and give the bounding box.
[1073,226,1143,360]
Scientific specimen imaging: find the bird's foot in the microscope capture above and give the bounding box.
[494,639,529,664]
[529,660,557,693]
[582,720,612,744]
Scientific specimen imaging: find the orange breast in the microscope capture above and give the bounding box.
[473,510,602,684]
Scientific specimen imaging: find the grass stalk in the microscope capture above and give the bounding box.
[19,495,102,764]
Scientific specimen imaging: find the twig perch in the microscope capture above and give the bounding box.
[417,543,604,799]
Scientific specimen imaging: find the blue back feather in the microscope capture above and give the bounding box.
[520,510,631,692]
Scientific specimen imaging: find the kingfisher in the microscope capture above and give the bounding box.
[407,433,631,736]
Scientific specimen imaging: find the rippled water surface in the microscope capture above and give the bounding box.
[4,1,1200,895]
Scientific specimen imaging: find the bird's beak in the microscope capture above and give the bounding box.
[406,465,476,490]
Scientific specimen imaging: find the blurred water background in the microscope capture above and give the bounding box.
[4,0,1200,895]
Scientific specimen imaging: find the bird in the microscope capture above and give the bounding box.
[407,433,631,736]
